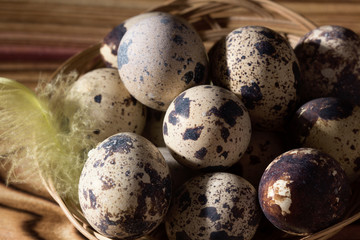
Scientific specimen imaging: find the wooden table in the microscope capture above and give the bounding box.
[0,0,360,239]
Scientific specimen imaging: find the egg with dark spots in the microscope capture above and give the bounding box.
[117,12,208,111]
[258,148,351,236]
[289,97,360,182]
[78,132,172,239]
[64,68,147,142]
[209,26,299,131]
[163,85,252,170]
[165,172,261,240]
[228,131,288,187]
[294,25,360,105]
[100,12,167,68]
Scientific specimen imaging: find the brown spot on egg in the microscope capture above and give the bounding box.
[183,126,204,141]
[206,99,244,127]
[163,122,168,136]
[195,147,208,160]
[117,39,132,70]
[240,83,263,110]
[174,93,191,117]
[182,71,194,84]
[89,190,97,209]
[100,134,135,156]
[231,206,244,219]
[103,23,127,55]
[101,176,116,190]
[199,207,221,222]
[94,94,102,103]
[220,127,230,142]
[255,41,276,56]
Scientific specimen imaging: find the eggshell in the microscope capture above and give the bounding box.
[165,172,261,240]
[258,148,351,235]
[289,97,360,182]
[228,130,288,187]
[64,68,147,142]
[294,25,360,105]
[78,132,172,239]
[209,26,300,130]
[163,85,252,171]
[100,12,167,68]
[117,13,208,111]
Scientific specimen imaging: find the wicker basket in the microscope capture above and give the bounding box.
[42,0,360,239]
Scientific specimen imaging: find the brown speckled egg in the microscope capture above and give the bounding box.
[100,12,167,68]
[78,132,172,239]
[163,85,252,171]
[165,172,261,240]
[289,97,360,182]
[258,148,351,236]
[64,68,147,142]
[294,25,360,105]
[209,26,300,131]
[117,13,208,111]
[229,131,288,187]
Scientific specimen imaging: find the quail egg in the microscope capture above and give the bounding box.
[289,97,360,182]
[258,148,351,235]
[163,85,252,171]
[209,26,300,130]
[100,12,167,68]
[165,172,261,240]
[64,68,147,142]
[294,25,360,105]
[117,12,209,111]
[78,132,172,239]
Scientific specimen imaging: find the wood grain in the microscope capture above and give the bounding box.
[0,0,360,239]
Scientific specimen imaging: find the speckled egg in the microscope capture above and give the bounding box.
[258,148,351,235]
[163,85,252,171]
[117,13,209,111]
[209,26,300,131]
[289,97,360,182]
[64,68,147,142]
[228,130,288,187]
[100,12,167,68]
[78,132,172,239]
[294,25,360,105]
[165,172,261,240]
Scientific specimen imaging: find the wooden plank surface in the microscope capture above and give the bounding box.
[0,0,360,239]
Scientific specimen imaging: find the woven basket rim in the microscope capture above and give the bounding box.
[44,1,360,240]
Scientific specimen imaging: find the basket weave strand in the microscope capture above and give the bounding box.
[45,0,360,240]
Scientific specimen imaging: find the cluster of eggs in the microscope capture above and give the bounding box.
[70,11,360,240]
